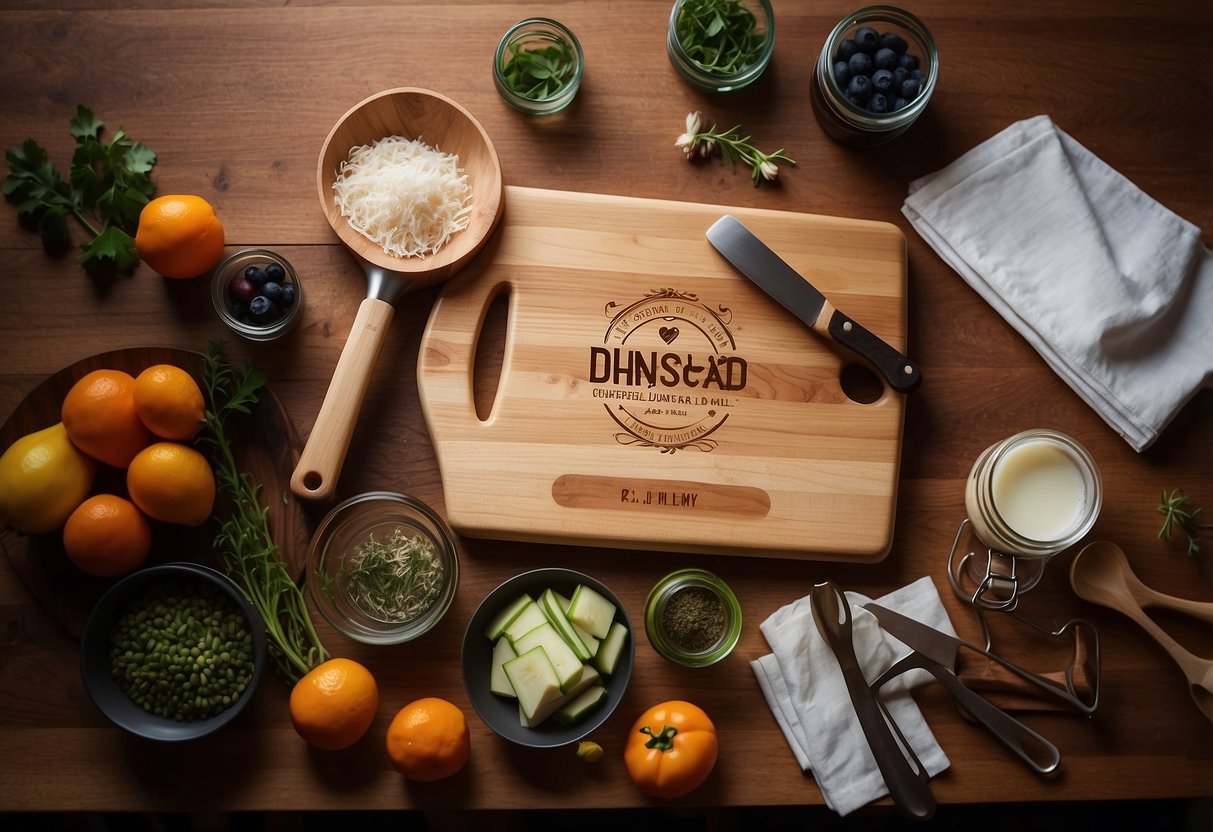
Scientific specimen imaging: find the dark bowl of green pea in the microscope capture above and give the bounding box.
[80,562,267,742]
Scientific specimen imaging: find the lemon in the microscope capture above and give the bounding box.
[0,422,98,535]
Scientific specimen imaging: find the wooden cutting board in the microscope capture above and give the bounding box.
[417,186,909,561]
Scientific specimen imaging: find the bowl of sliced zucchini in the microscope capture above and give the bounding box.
[461,568,634,748]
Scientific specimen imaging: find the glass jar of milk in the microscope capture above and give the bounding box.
[961,429,1102,604]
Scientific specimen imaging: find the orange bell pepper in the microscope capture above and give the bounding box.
[624,700,718,798]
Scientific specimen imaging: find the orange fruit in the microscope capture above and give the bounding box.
[133,364,206,440]
[385,697,470,782]
[289,658,380,751]
[126,441,216,527]
[61,369,152,468]
[135,194,225,279]
[62,494,152,577]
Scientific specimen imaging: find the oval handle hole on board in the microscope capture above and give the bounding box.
[840,362,884,404]
[473,285,511,422]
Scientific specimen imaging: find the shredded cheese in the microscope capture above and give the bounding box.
[331,135,474,258]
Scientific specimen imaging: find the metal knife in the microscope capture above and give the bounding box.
[706,215,922,393]
[810,582,936,820]
[862,601,1098,715]
[864,604,1061,775]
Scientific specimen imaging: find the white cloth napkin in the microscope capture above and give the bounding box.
[751,576,954,816]
[902,115,1213,452]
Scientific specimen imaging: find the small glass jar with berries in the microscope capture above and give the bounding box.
[211,249,303,341]
[811,6,937,146]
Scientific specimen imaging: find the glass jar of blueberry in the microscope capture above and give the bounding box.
[811,6,937,146]
[211,249,302,341]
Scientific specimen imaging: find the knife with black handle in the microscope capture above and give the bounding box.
[707,215,922,393]
[810,582,936,820]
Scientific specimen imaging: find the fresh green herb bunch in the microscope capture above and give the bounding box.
[341,528,446,623]
[109,578,255,722]
[502,35,578,100]
[1158,488,1210,557]
[4,105,157,273]
[675,0,768,76]
[200,340,329,683]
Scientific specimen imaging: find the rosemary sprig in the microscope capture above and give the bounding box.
[675,0,766,75]
[199,339,329,683]
[502,37,577,100]
[1157,488,1211,557]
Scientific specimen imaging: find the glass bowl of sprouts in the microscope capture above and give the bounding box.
[306,492,460,645]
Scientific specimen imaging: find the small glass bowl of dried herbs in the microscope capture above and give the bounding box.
[667,0,774,93]
[306,492,459,645]
[494,18,584,115]
[644,568,742,667]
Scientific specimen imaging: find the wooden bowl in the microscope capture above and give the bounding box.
[316,87,504,289]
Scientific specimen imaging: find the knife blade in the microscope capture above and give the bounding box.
[863,602,1098,714]
[810,582,936,820]
[706,215,921,393]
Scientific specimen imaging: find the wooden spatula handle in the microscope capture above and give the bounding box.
[291,298,395,502]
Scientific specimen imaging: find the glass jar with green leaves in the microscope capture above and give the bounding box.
[667,0,775,92]
[494,18,584,115]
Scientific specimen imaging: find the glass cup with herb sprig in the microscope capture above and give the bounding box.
[667,0,774,93]
[306,492,459,645]
[494,18,584,115]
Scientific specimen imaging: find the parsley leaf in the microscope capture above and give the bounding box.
[4,105,157,274]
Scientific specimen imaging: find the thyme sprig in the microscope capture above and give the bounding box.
[1157,488,1211,557]
[675,110,795,186]
[675,0,767,75]
[342,528,444,623]
[200,339,329,683]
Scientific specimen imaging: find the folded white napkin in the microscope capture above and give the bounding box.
[902,115,1213,452]
[751,576,954,816]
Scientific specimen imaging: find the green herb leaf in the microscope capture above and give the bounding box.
[676,0,766,75]
[69,105,103,142]
[1158,488,1210,557]
[80,225,140,273]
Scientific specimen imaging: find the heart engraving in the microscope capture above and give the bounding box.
[659,326,680,344]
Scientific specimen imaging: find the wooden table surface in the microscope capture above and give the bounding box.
[2,0,1211,815]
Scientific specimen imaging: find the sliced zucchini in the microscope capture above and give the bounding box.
[503,646,563,722]
[484,593,533,641]
[567,584,616,640]
[489,637,518,698]
[554,685,608,727]
[593,620,629,676]
[503,601,549,644]
[557,591,601,654]
[523,666,601,728]
[539,589,592,661]
[513,622,585,692]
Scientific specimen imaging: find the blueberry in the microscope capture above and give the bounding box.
[836,38,857,61]
[911,68,927,83]
[833,61,853,87]
[244,265,268,286]
[845,74,872,102]
[264,262,285,281]
[229,301,248,321]
[867,93,891,114]
[853,26,879,52]
[879,32,908,54]
[228,276,257,303]
[874,47,898,71]
[848,51,873,76]
[248,295,281,324]
[280,282,297,308]
[893,67,909,87]
[893,98,910,111]
[900,78,921,100]
[871,69,895,93]
[898,53,920,72]
[261,281,284,303]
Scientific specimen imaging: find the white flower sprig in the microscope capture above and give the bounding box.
[675,111,795,186]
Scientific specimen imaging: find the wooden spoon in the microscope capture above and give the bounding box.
[290,88,504,503]
[1069,540,1213,723]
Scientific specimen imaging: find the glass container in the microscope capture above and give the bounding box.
[494,18,584,115]
[211,248,303,342]
[810,5,937,146]
[306,492,459,645]
[667,0,774,92]
[645,568,742,667]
